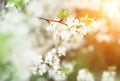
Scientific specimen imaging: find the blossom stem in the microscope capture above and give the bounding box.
[38,17,67,26]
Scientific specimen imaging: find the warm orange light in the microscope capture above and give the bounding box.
[102,1,120,20]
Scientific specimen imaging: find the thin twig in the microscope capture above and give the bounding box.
[38,17,67,26]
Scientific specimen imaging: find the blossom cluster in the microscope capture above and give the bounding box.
[47,16,93,42]
[77,69,94,81]
[36,11,94,79]
[30,47,69,78]
[101,70,116,81]
[28,5,94,80]
[77,67,116,81]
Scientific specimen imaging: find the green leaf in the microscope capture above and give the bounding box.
[84,68,89,73]
[58,10,69,19]
[8,0,26,10]
[108,66,116,71]
[60,66,70,75]
[79,14,95,25]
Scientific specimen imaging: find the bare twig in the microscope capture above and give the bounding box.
[38,17,67,26]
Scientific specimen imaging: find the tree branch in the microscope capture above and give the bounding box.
[38,17,67,26]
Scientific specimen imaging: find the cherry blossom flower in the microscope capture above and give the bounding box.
[101,71,116,81]
[77,69,94,81]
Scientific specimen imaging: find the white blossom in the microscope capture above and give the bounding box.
[79,22,86,27]
[101,71,116,81]
[66,17,75,27]
[48,69,66,81]
[96,34,111,43]
[29,66,37,75]
[44,48,62,70]
[45,50,55,65]
[60,30,71,41]
[46,22,57,31]
[38,63,48,75]
[77,69,94,81]
[26,0,43,16]
[62,61,74,74]
[33,54,43,65]
[57,46,66,56]
[53,31,59,41]
[52,55,60,70]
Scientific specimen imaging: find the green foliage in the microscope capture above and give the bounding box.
[8,0,26,10]
[60,66,70,75]
[29,73,48,81]
[0,33,12,62]
[58,10,69,19]
[0,61,15,81]
[79,14,95,25]
[0,33,15,81]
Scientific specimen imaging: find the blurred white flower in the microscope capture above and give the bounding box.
[60,30,71,41]
[47,22,57,31]
[53,31,60,41]
[54,70,66,81]
[26,0,43,16]
[96,34,111,43]
[101,71,116,81]
[74,19,80,25]
[38,63,48,75]
[79,22,86,27]
[57,46,66,56]
[66,17,75,27]
[48,69,66,81]
[52,55,60,70]
[33,54,43,65]
[88,45,94,52]
[45,51,55,65]
[44,48,61,70]
[62,61,74,73]
[77,69,94,81]
[29,66,37,74]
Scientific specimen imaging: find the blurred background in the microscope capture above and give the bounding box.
[1,0,120,81]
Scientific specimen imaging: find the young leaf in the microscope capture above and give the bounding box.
[108,66,116,71]
[79,14,95,25]
[60,66,70,75]
[58,10,69,19]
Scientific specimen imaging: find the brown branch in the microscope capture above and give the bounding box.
[38,17,67,26]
